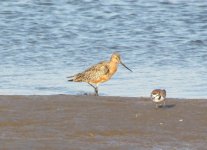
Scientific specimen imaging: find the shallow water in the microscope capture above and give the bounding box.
[0,0,207,98]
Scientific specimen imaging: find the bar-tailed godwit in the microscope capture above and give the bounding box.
[67,52,132,96]
[151,89,166,108]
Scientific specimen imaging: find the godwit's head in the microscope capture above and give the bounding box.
[110,52,121,63]
[110,52,132,72]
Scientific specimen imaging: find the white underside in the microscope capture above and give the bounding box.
[152,96,165,103]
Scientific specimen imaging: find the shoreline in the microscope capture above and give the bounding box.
[0,95,206,149]
[1,94,206,100]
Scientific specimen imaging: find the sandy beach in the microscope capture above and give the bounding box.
[0,95,206,150]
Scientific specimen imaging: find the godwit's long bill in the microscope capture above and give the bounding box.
[67,52,132,96]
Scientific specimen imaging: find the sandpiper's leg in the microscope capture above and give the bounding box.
[155,103,158,109]
[163,100,166,107]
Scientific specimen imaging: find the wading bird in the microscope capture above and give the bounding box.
[151,89,167,108]
[67,52,132,96]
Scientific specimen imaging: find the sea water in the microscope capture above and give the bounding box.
[0,0,207,98]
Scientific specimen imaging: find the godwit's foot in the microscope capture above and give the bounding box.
[94,87,99,96]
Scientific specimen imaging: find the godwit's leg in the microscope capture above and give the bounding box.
[88,83,99,96]
[95,87,98,96]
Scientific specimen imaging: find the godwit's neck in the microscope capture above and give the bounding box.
[109,61,119,74]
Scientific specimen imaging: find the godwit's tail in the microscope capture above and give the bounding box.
[67,75,74,82]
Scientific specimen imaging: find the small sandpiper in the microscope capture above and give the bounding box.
[151,89,166,108]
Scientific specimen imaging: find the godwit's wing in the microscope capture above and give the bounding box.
[68,61,110,83]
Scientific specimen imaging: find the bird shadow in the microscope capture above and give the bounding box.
[158,104,176,109]
[77,92,97,96]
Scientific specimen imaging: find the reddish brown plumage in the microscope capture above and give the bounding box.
[67,52,132,95]
[151,89,167,108]
[151,89,166,98]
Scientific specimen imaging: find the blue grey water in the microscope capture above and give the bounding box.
[0,0,207,98]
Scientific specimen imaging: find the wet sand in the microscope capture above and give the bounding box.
[0,95,206,150]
